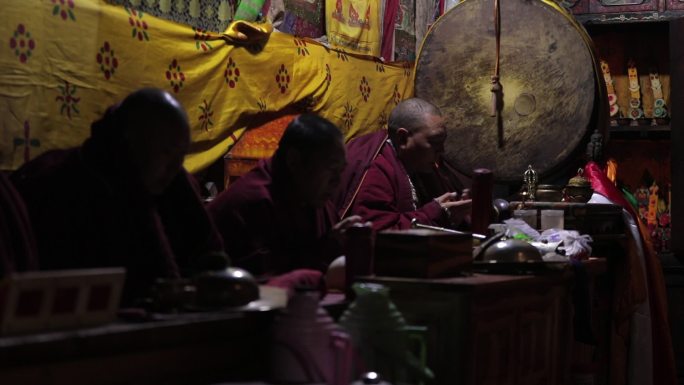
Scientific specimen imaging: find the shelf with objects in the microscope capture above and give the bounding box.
[586,20,673,256]
[583,16,684,384]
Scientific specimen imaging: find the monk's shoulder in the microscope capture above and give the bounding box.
[11,149,81,197]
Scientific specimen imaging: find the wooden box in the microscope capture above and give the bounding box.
[374,229,473,278]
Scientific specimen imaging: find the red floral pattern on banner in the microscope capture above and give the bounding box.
[194,28,213,51]
[294,37,309,56]
[375,59,385,73]
[359,76,371,102]
[13,121,40,163]
[378,112,388,128]
[52,0,76,21]
[126,8,149,41]
[325,64,331,87]
[336,49,349,62]
[224,57,239,88]
[275,64,290,94]
[342,102,356,129]
[257,98,267,112]
[198,99,214,131]
[9,24,35,64]
[55,81,80,119]
[392,84,401,105]
[96,41,118,80]
[165,59,185,93]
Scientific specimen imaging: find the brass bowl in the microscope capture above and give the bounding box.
[535,184,563,202]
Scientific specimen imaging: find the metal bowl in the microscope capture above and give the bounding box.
[482,239,543,262]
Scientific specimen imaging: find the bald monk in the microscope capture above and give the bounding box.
[0,172,38,276]
[11,88,223,303]
[338,98,471,231]
[208,114,361,278]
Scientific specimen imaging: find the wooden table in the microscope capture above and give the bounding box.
[0,310,274,385]
[358,258,609,385]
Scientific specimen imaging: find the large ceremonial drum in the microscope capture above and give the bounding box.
[415,0,605,183]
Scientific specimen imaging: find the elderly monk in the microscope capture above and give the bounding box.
[208,114,361,278]
[0,172,38,276]
[337,98,471,231]
[11,88,223,303]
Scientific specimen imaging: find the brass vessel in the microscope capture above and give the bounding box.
[563,168,593,203]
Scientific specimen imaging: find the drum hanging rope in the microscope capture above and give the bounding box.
[490,0,504,147]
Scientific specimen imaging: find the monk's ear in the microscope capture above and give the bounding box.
[285,148,303,172]
[396,127,410,148]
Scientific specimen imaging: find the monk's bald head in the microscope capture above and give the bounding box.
[115,88,190,195]
[115,88,190,144]
[388,98,442,138]
[387,98,447,173]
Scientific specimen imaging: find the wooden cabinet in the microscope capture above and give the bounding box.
[565,0,684,22]
[666,0,684,11]
[357,266,611,385]
[589,0,659,15]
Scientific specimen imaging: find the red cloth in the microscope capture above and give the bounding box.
[381,0,400,61]
[585,161,677,385]
[0,172,38,276]
[208,159,341,277]
[11,143,223,304]
[348,132,447,231]
[265,269,324,297]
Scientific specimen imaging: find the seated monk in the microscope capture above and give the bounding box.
[208,114,361,278]
[11,88,223,303]
[0,172,38,276]
[337,98,471,231]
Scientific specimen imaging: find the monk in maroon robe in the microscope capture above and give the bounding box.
[11,89,223,303]
[208,114,361,278]
[0,172,38,276]
[338,98,471,231]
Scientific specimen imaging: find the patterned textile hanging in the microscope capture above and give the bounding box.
[0,0,413,173]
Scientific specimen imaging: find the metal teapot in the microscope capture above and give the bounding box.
[474,232,542,262]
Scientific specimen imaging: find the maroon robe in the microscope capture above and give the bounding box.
[11,136,223,303]
[337,130,454,231]
[0,172,38,276]
[207,159,340,277]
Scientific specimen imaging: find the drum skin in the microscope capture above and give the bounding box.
[415,0,605,182]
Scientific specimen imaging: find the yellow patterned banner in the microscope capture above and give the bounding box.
[0,0,413,173]
[326,0,382,57]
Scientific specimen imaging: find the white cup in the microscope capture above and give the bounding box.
[541,210,564,230]
[513,209,537,229]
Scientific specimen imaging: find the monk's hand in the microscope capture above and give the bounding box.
[329,215,362,243]
[435,192,472,221]
[434,192,459,210]
[332,215,364,233]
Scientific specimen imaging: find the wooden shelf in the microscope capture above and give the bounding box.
[608,125,671,140]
